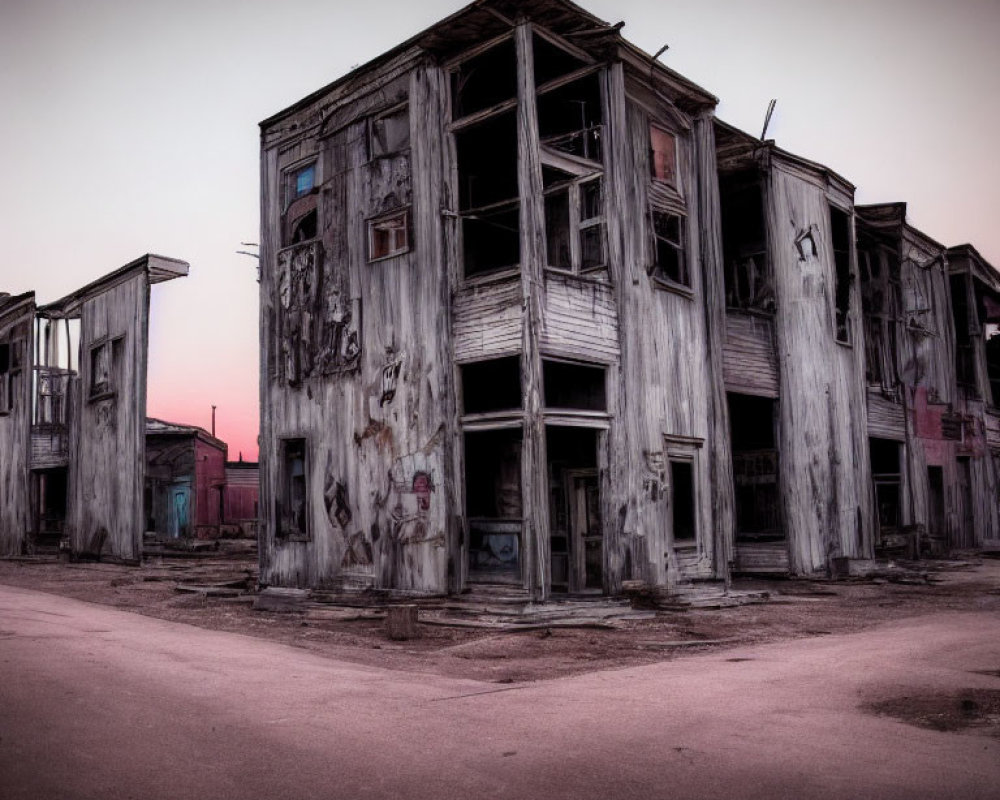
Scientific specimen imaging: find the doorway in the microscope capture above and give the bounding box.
[547,426,602,593]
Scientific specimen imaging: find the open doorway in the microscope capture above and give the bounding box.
[546,426,602,594]
[31,467,68,546]
[465,428,523,584]
[728,393,782,543]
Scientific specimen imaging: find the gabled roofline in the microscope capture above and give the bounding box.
[146,416,227,451]
[38,254,188,318]
[260,0,716,131]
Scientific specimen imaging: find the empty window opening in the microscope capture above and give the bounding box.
[544,189,572,270]
[649,125,677,185]
[369,105,409,158]
[650,209,688,287]
[542,360,606,411]
[869,438,902,539]
[927,465,945,541]
[451,38,517,120]
[950,274,976,393]
[461,357,521,414]
[88,336,122,401]
[546,426,601,593]
[465,428,523,583]
[368,209,410,261]
[830,205,853,343]
[0,341,19,414]
[533,33,588,87]
[537,73,603,163]
[34,468,68,536]
[859,232,901,387]
[278,438,308,539]
[544,173,605,273]
[720,170,771,313]
[456,111,520,278]
[985,326,1000,406]
[670,459,696,542]
[728,393,782,543]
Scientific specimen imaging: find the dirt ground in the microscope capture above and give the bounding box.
[1,547,998,691]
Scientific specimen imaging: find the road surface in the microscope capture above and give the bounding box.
[1,583,998,799]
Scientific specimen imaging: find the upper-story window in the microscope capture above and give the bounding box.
[369,105,410,159]
[650,125,677,185]
[537,71,603,164]
[544,168,606,274]
[649,209,688,288]
[88,336,123,401]
[0,341,21,415]
[829,204,853,344]
[282,161,319,246]
[720,169,772,313]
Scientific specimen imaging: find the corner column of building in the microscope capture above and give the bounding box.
[514,21,550,601]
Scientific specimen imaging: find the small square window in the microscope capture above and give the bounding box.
[368,210,410,261]
[294,164,315,199]
[650,125,677,185]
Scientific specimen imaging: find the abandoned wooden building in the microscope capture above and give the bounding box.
[0,254,189,561]
[257,0,999,598]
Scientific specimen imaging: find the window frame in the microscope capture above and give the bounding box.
[281,158,321,248]
[367,208,412,262]
[368,103,411,161]
[276,436,310,542]
[649,124,678,187]
[648,206,691,294]
[87,335,122,402]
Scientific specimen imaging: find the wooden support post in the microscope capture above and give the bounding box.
[385,604,419,640]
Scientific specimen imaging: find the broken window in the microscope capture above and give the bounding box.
[546,426,601,592]
[461,356,521,414]
[649,125,677,185]
[543,170,606,273]
[456,111,520,278]
[88,337,122,400]
[669,458,696,543]
[720,170,772,313]
[859,232,901,388]
[465,428,522,583]
[282,161,319,246]
[728,393,782,543]
[537,72,603,163]
[869,438,902,539]
[830,205,853,344]
[451,38,517,120]
[542,359,606,411]
[649,209,688,287]
[368,209,410,261]
[369,105,409,158]
[277,438,308,539]
[533,33,588,87]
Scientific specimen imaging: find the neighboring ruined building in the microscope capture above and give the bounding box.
[223,457,260,536]
[257,0,999,598]
[0,255,189,560]
[145,418,228,540]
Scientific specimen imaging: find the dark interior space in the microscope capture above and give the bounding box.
[465,428,523,582]
[869,438,902,536]
[537,73,603,163]
[532,33,587,87]
[451,38,516,119]
[719,170,770,312]
[546,426,600,592]
[830,205,852,343]
[728,393,782,542]
[670,460,695,542]
[542,360,606,410]
[461,357,521,414]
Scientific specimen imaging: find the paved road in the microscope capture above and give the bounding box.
[1,584,998,799]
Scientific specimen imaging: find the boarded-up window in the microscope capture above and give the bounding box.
[650,209,688,287]
[369,105,409,158]
[368,210,410,261]
[278,438,308,539]
[650,126,677,185]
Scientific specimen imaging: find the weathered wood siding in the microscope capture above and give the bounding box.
[722,312,778,397]
[452,280,522,362]
[540,272,618,361]
[866,387,906,439]
[767,162,873,573]
[0,297,35,555]
[70,272,149,561]
[260,56,453,592]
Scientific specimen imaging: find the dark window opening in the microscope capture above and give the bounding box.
[986,329,1000,406]
[461,357,521,414]
[927,465,945,540]
[859,232,901,387]
[283,162,319,247]
[650,125,677,185]
[542,360,606,411]
[288,205,318,245]
[830,205,853,343]
[0,343,9,373]
[0,342,14,414]
[462,203,520,278]
[950,274,976,393]
[35,468,68,535]
[670,460,695,542]
[533,33,587,87]
[277,438,308,539]
[88,337,122,400]
[537,73,603,163]
[368,209,410,261]
[869,438,901,538]
[369,105,409,158]
[720,170,771,313]
[466,428,522,583]
[451,39,517,119]
[728,393,781,542]
[545,190,571,269]
[650,209,688,287]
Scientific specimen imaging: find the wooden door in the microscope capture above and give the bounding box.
[168,485,190,538]
[567,469,602,592]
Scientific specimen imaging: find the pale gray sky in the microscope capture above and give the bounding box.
[2,0,997,459]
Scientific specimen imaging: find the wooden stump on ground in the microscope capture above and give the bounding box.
[386,604,419,640]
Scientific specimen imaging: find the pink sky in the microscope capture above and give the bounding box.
[2,0,999,463]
